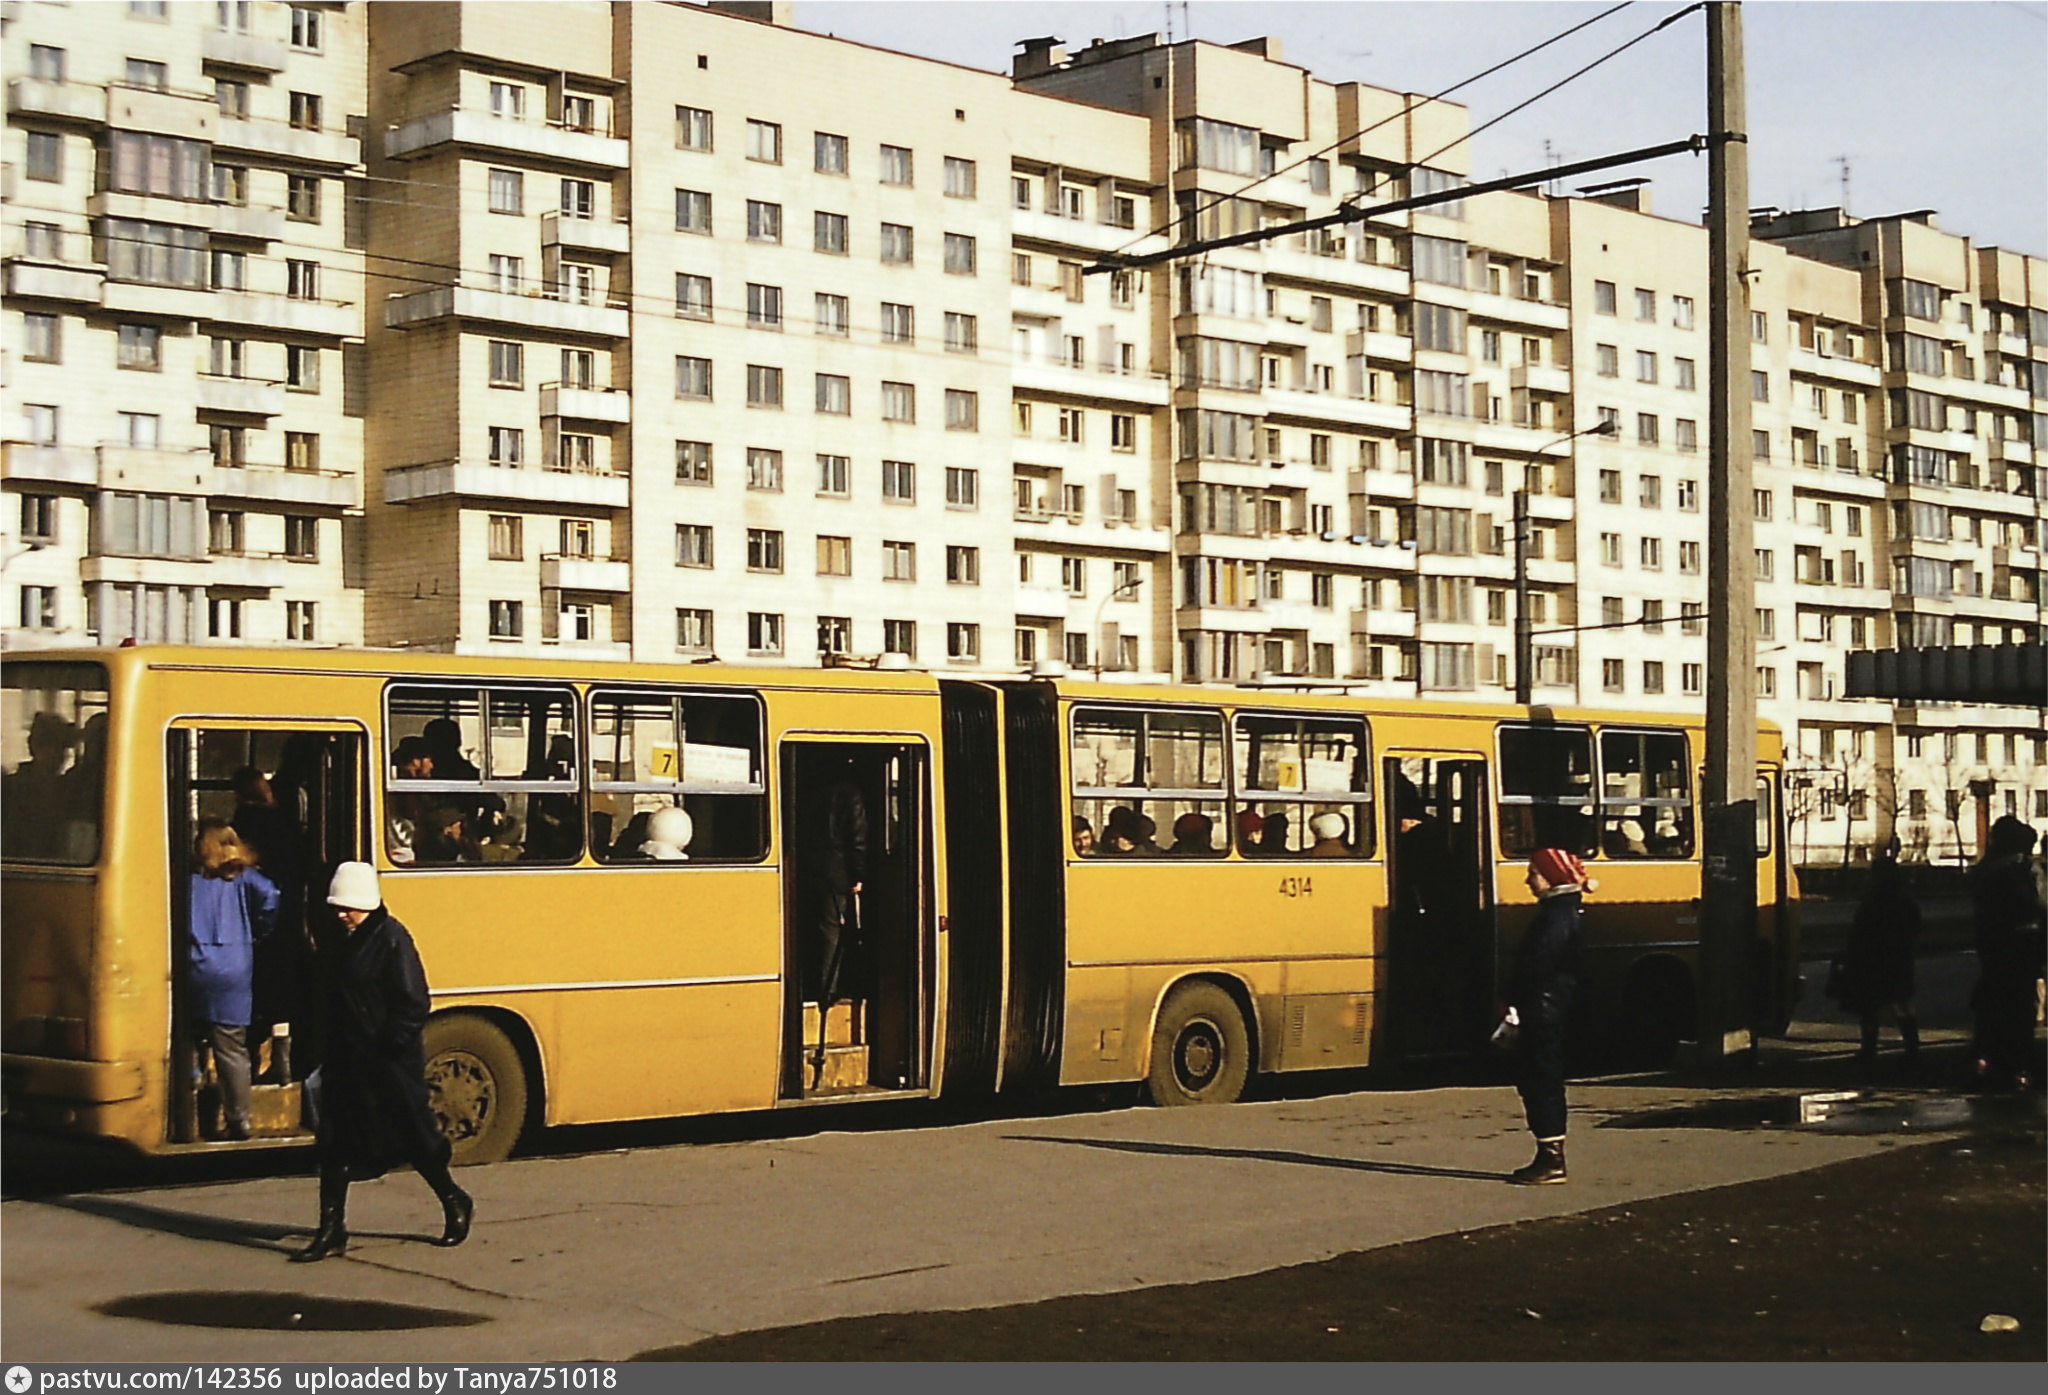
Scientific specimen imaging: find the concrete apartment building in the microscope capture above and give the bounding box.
[4,1,2043,863]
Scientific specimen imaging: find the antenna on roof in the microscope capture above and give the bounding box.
[1832,155,1852,214]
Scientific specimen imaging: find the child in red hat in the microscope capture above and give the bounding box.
[1502,847,1592,1184]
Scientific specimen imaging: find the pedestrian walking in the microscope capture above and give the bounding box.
[292,862,472,1262]
[187,819,280,1140]
[1970,816,2045,1092]
[1843,845,1921,1062]
[1503,846,1592,1185]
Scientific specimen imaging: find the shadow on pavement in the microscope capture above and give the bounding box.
[1005,1133,1506,1182]
[42,1194,440,1254]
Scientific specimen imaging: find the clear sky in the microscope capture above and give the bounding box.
[798,1,2048,258]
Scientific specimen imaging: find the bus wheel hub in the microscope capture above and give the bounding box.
[427,1051,495,1141]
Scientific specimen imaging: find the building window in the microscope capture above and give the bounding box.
[883,540,916,581]
[944,156,977,198]
[207,597,240,639]
[816,616,853,658]
[215,78,250,118]
[125,57,169,91]
[817,453,851,497]
[676,524,713,568]
[488,426,524,468]
[815,294,850,336]
[746,200,782,243]
[814,131,847,174]
[746,612,785,655]
[20,495,58,545]
[1756,667,1776,698]
[880,302,915,344]
[677,106,713,151]
[288,91,322,131]
[673,439,712,485]
[746,118,782,164]
[881,382,916,423]
[1679,540,1701,575]
[941,544,982,585]
[944,467,979,511]
[882,459,916,503]
[287,4,322,49]
[287,259,319,299]
[813,373,851,416]
[287,173,321,222]
[1642,661,1665,695]
[743,447,783,493]
[1751,370,1770,402]
[944,312,979,354]
[676,189,712,234]
[116,323,161,370]
[1602,658,1625,693]
[1635,350,1657,384]
[815,211,848,254]
[1753,488,1774,520]
[746,529,784,573]
[880,223,914,265]
[1594,280,1617,315]
[676,609,714,654]
[24,130,63,182]
[880,144,913,186]
[209,509,245,555]
[1600,532,1623,566]
[286,600,319,642]
[1596,344,1618,378]
[882,619,917,658]
[745,365,783,408]
[816,535,852,577]
[746,283,783,329]
[945,390,979,432]
[487,514,523,561]
[1640,537,1663,570]
[669,273,711,320]
[676,356,712,400]
[1637,413,1659,446]
[944,233,977,275]
[947,622,979,663]
[28,43,65,81]
[285,345,320,392]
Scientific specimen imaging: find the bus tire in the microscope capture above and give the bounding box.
[1145,982,1251,1107]
[423,1014,529,1166]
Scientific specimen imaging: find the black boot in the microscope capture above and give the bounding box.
[1858,1017,1880,1062]
[1900,1016,1920,1059]
[418,1151,474,1247]
[290,1167,349,1262]
[1509,1139,1567,1185]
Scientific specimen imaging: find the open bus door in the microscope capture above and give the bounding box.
[1383,754,1495,1058]
[165,722,365,1144]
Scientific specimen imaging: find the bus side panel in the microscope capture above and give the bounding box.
[389,866,783,1124]
[938,682,1004,1097]
[1000,684,1065,1091]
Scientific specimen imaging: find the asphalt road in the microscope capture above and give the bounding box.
[2,950,2040,1362]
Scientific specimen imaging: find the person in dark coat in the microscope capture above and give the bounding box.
[292,862,472,1262]
[1970,816,2045,1091]
[1843,846,1921,1061]
[188,819,280,1140]
[796,758,868,1007]
[233,766,304,1082]
[1502,846,1592,1185]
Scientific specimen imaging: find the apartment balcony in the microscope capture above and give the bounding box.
[1787,345,1882,388]
[99,278,220,322]
[541,383,632,424]
[1259,316,1315,350]
[1352,538,1420,571]
[203,290,359,338]
[1261,240,1393,293]
[540,554,631,593]
[1472,418,1579,456]
[1349,607,1417,639]
[1346,329,1412,363]
[1997,435,2034,464]
[210,203,288,242]
[94,444,214,494]
[1013,359,1171,407]
[1010,207,1170,261]
[1510,362,1572,396]
[384,284,629,339]
[541,636,634,662]
[1525,490,1576,522]
[200,28,290,73]
[202,552,296,590]
[384,108,629,170]
[383,460,630,510]
[105,85,218,143]
[195,375,287,417]
[88,190,217,232]
[1525,557,1575,586]
[214,115,361,169]
[8,77,107,126]
[541,211,630,256]
[0,443,97,489]
[212,463,360,509]
[79,550,288,589]
[1467,289,1569,332]
[1261,384,1409,432]
[3,258,104,304]
[1352,466,1415,500]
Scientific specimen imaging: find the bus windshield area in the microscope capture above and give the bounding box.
[1,662,110,865]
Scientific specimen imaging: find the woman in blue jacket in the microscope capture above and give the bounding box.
[1503,846,1592,1185]
[188,818,280,1140]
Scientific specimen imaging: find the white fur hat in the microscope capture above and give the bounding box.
[327,860,381,911]
[645,805,695,852]
[1309,812,1348,841]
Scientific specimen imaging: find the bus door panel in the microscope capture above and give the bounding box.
[1383,754,1494,1058]
[165,722,365,1144]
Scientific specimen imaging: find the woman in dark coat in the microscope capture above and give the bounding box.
[1971,817,2045,1091]
[1502,846,1592,1186]
[293,862,472,1262]
[1844,847,1921,1061]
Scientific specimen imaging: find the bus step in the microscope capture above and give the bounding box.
[248,1083,304,1137]
[801,1000,865,1048]
[812,1045,870,1093]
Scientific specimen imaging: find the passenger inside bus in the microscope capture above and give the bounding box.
[1169,811,1215,855]
[1259,810,1291,854]
[1071,816,1094,854]
[1103,807,1159,855]
[415,805,481,864]
[384,737,434,865]
[2,711,77,860]
[1310,811,1351,856]
[638,806,694,861]
[1603,817,1649,858]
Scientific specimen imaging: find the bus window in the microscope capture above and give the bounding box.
[385,684,580,866]
[1597,729,1694,859]
[1495,723,1595,859]
[1755,775,1773,857]
[1071,705,1226,856]
[1234,713,1373,857]
[1,661,109,865]
[588,690,766,863]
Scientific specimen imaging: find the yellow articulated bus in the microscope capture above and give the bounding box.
[1,647,1797,1163]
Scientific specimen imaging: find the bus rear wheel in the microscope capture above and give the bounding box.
[1146,982,1251,1107]
[424,1015,529,1166]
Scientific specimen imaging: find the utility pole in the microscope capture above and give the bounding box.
[1515,419,1617,705]
[1700,0,1758,1064]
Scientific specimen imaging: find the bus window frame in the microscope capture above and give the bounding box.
[1068,701,1231,857]
[586,684,770,866]
[1754,772,1774,857]
[1,659,112,868]
[1493,720,1597,860]
[1230,708,1376,859]
[1593,725,1695,861]
[381,680,583,869]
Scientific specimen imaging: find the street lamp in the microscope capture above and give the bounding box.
[1090,571,1144,676]
[1515,417,1620,705]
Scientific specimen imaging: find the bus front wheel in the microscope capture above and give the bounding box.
[1146,982,1251,1107]
[424,1015,529,1166]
